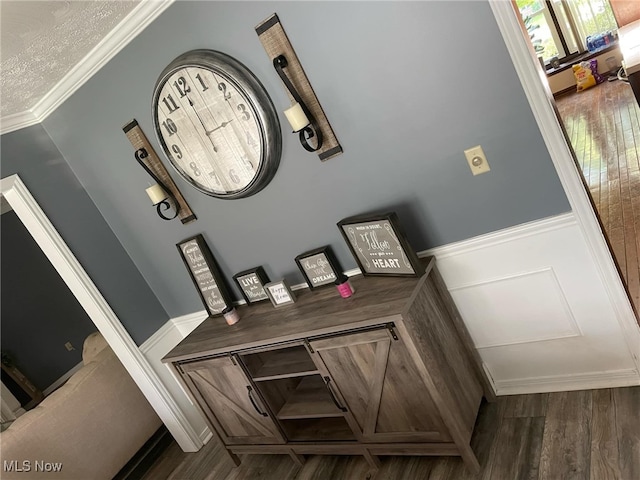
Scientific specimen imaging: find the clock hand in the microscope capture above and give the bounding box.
[205,119,234,136]
[187,97,206,128]
[187,97,218,152]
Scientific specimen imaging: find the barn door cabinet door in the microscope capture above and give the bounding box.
[309,327,451,443]
[179,355,284,445]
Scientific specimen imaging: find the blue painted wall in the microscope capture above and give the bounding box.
[0,124,168,344]
[6,1,569,325]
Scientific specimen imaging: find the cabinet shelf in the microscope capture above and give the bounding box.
[280,417,356,442]
[243,345,318,382]
[276,376,343,420]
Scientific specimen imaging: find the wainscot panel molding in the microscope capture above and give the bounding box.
[420,212,639,395]
[448,267,582,349]
[144,212,639,444]
[489,0,640,384]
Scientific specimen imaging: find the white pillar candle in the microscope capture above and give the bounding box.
[146,184,167,205]
[284,103,310,132]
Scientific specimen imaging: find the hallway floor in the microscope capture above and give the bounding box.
[555,79,640,317]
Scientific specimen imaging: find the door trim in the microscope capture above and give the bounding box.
[0,174,203,451]
[488,1,640,371]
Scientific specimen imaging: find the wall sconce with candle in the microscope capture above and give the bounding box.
[256,13,343,161]
[123,119,196,224]
[136,147,180,220]
[275,55,323,152]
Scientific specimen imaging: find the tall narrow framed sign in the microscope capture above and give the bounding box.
[177,234,234,316]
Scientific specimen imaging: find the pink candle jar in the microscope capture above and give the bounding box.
[222,306,240,325]
[335,274,354,298]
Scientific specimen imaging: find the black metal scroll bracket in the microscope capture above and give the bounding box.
[134,148,180,221]
[273,54,323,152]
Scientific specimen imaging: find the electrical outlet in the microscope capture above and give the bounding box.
[64,342,75,352]
[464,145,490,175]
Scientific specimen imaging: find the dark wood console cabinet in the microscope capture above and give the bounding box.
[163,257,494,475]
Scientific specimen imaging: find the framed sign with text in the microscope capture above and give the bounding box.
[295,246,342,289]
[177,234,234,316]
[337,212,421,277]
[264,280,296,308]
[233,266,270,304]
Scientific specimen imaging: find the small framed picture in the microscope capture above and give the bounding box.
[337,211,421,277]
[295,246,342,290]
[177,234,234,316]
[233,267,270,304]
[264,280,296,308]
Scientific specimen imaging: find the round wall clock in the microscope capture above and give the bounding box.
[152,50,281,199]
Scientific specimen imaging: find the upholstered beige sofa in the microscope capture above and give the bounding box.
[0,332,162,479]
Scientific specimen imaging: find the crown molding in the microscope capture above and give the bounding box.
[0,0,175,136]
[0,110,40,135]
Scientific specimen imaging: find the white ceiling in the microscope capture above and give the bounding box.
[0,1,140,118]
[0,1,174,134]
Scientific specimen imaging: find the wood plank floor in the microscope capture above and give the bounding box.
[141,386,640,480]
[555,80,640,318]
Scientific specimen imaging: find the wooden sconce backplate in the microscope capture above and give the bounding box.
[123,119,196,224]
[256,13,343,162]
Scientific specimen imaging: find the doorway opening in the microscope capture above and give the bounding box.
[555,80,639,316]
[0,174,202,451]
[512,0,640,319]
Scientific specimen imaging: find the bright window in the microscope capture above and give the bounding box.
[516,0,618,63]
[564,0,618,49]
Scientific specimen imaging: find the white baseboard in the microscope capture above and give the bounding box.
[43,361,84,396]
[495,369,640,396]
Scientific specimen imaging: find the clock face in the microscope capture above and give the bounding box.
[152,51,281,199]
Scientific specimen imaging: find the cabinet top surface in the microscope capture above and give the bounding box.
[163,257,435,363]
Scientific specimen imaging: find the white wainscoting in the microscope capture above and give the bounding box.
[449,267,582,349]
[421,213,639,395]
[141,212,640,444]
[140,311,211,445]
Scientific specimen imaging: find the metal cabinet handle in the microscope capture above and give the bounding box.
[247,386,268,417]
[324,377,347,412]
